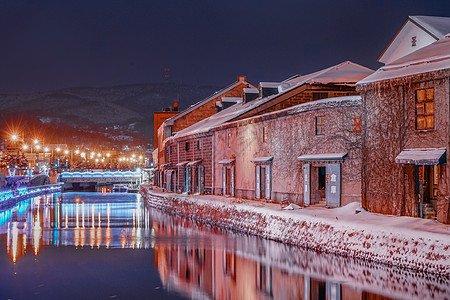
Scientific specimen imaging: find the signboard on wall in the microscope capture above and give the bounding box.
[326,163,341,207]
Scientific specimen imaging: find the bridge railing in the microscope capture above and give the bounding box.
[60,171,141,178]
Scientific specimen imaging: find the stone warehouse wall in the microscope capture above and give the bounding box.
[358,71,450,224]
[213,96,362,205]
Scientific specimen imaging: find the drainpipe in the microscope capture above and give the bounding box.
[361,91,367,210]
[212,133,215,195]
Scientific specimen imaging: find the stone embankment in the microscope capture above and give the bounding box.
[141,185,450,276]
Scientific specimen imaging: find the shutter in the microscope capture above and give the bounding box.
[200,166,204,194]
[303,164,311,205]
[187,167,192,194]
[326,163,341,207]
[255,165,261,199]
[222,167,227,195]
[230,166,235,197]
[265,165,271,200]
[326,282,341,300]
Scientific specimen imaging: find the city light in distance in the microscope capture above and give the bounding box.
[44,147,49,152]
[33,139,39,145]
[56,147,61,152]
[64,150,69,155]
[75,150,80,154]
[23,144,29,150]
[35,145,41,150]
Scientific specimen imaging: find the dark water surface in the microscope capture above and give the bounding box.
[0,192,448,300]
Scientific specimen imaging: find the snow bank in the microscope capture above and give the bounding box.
[141,186,450,276]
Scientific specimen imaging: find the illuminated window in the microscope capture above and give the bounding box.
[227,132,231,148]
[316,116,324,135]
[262,126,268,143]
[415,88,434,130]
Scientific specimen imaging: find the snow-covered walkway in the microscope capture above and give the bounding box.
[140,185,450,276]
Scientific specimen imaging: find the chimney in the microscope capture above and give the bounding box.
[237,75,247,82]
[173,101,179,111]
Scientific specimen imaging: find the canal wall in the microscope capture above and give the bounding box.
[0,184,63,209]
[141,186,450,276]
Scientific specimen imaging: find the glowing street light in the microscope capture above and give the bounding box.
[35,145,41,150]
[106,153,111,157]
[33,139,39,145]
[97,153,101,157]
[11,134,18,141]
[44,147,49,152]
[64,150,69,155]
[23,144,29,150]
[56,147,61,152]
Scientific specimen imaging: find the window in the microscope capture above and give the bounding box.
[185,141,190,151]
[415,88,434,130]
[227,132,231,148]
[316,116,324,135]
[262,126,268,143]
[312,92,328,101]
[196,140,201,150]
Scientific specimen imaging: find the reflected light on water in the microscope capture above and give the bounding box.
[0,192,148,263]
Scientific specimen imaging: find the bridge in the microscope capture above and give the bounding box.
[59,171,141,191]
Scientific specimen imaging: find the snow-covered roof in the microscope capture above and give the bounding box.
[409,16,450,39]
[395,148,447,165]
[279,61,374,92]
[251,156,273,164]
[378,16,450,64]
[221,97,242,102]
[259,82,281,88]
[297,153,348,162]
[171,63,370,139]
[164,77,254,126]
[243,87,258,94]
[358,34,450,85]
[218,158,235,165]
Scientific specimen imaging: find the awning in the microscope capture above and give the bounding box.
[187,160,202,166]
[160,163,171,169]
[297,153,347,162]
[218,159,235,165]
[251,156,273,164]
[395,148,446,165]
[176,161,189,167]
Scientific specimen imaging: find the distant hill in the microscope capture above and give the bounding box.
[0,82,220,145]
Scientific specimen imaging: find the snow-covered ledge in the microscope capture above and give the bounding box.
[140,186,450,276]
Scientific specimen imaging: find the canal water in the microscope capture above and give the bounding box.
[0,192,448,300]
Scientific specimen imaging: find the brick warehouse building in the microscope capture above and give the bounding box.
[357,34,450,223]
[161,62,373,205]
[153,76,254,187]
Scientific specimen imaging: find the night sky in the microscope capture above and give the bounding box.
[0,0,449,93]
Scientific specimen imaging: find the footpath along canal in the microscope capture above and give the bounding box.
[0,191,448,299]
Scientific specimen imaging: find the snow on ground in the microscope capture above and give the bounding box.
[141,186,450,276]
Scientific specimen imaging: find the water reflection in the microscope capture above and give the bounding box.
[149,209,449,300]
[0,193,448,300]
[0,192,152,264]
